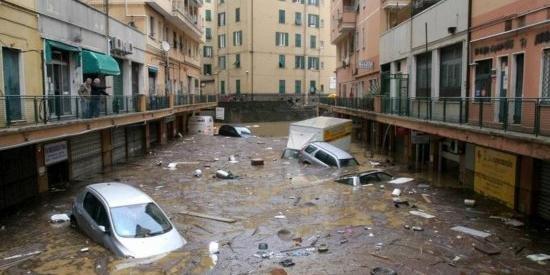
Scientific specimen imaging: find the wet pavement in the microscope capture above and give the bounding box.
[1,122,550,274]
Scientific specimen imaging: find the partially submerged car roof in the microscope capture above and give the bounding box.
[87,182,152,208]
[339,169,385,178]
[309,142,354,159]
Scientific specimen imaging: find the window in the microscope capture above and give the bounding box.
[233,31,242,46]
[205,28,212,40]
[440,43,463,97]
[304,145,316,154]
[218,12,226,26]
[314,150,337,167]
[279,10,286,24]
[517,15,526,28]
[218,56,226,70]
[295,12,302,25]
[83,193,109,228]
[279,80,286,94]
[218,34,226,48]
[179,36,183,52]
[173,32,177,49]
[205,10,212,21]
[308,57,319,70]
[220,80,225,94]
[234,54,241,68]
[295,80,302,94]
[377,172,393,181]
[110,203,172,238]
[310,35,316,49]
[295,33,302,47]
[505,19,512,31]
[475,59,492,100]
[236,79,241,95]
[416,52,432,97]
[275,32,289,47]
[203,46,213,57]
[235,8,240,22]
[279,55,285,68]
[359,174,379,184]
[203,64,212,75]
[295,55,305,69]
[309,80,316,93]
[308,0,319,6]
[149,16,155,38]
[543,49,550,98]
[308,14,319,28]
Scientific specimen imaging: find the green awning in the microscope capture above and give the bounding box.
[45,39,80,63]
[82,50,120,76]
[148,66,159,74]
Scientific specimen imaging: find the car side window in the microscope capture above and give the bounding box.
[304,145,317,154]
[377,172,392,181]
[83,192,110,228]
[359,174,379,184]
[336,177,355,185]
[314,150,338,167]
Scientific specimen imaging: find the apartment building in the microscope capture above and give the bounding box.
[325,0,550,221]
[202,0,337,98]
[91,0,203,96]
[332,0,382,98]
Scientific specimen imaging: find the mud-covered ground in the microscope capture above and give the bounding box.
[1,123,550,274]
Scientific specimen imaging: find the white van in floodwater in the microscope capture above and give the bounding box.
[283,116,352,159]
[188,116,214,135]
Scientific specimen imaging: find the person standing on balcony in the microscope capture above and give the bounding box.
[78,78,92,118]
[90,78,109,118]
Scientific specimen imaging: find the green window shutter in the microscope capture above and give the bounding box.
[285,33,289,46]
[276,32,280,46]
[236,8,240,22]
[295,12,302,25]
[206,10,211,21]
[279,10,285,24]
[295,80,301,94]
[295,34,301,47]
[279,80,285,94]
[236,79,241,95]
[279,55,285,68]
[310,35,316,48]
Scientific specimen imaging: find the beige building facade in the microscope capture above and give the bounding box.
[91,0,203,96]
[202,0,336,97]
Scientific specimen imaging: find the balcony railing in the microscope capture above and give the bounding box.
[320,96,550,137]
[218,93,319,105]
[0,94,217,129]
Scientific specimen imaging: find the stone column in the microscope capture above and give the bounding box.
[36,144,48,193]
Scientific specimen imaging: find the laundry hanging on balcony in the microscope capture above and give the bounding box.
[82,50,120,76]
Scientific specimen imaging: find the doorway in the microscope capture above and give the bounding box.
[2,47,22,121]
[513,54,524,124]
[47,161,69,189]
[47,51,72,116]
[498,56,509,123]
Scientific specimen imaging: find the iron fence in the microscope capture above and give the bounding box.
[218,93,319,105]
[322,96,550,137]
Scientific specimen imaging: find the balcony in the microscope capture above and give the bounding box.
[146,0,203,41]
[331,5,356,43]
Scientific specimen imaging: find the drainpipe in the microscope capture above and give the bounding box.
[250,0,254,100]
[466,0,472,98]
[105,0,110,54]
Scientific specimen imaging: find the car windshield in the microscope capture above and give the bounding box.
[340,158,359,167]
[110,203,172,238]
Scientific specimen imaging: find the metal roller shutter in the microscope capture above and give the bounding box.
[112,128,126,164]
[127,125,144,157]
[0,146,37,210]
[70,132,102,179]
[149,122,159,144]
[537,161,550,220]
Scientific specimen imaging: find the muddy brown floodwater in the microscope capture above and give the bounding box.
[1,122,550,274]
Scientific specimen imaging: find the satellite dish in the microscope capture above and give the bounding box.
[161,41,171,52]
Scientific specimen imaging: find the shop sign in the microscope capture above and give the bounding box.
[474,40,514,56]
[358,60,374,70]
[44,141,68,165]
[411,131,429,144]
[474,146,517,208]
[215,107,225,120]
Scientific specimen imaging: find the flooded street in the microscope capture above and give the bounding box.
[1,122,550,274]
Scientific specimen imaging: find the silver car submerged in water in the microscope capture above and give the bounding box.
[71,182,186,258]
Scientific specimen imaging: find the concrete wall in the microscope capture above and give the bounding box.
[218,101,316,123]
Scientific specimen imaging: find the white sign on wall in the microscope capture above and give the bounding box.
[44,141,68,165]
[215,107,225,120]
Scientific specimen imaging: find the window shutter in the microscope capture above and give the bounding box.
[285,33,289,46]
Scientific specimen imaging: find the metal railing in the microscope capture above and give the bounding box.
[0,94,217,128]
[218,93,319,105]
[321,96,550,137]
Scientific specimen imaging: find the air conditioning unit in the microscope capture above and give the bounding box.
[126,43,134,53]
